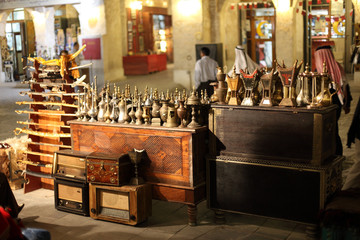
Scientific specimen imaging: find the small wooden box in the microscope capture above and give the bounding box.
[54,178,89,216]
[53,150,87,182]
[89,183,152,225]
[86,152,132,186]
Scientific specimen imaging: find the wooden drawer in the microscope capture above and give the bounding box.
[207,156,344,224]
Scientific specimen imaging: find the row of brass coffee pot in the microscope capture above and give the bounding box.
[212,60,337,108]
[76,82,210,128]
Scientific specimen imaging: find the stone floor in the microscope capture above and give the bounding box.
[1,66,359,240]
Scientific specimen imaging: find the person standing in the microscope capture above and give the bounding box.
[229,45,259,75]
[194,47,218,97]
[314,45,352,156]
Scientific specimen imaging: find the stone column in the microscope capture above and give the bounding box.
[74,0,108,88]
[29,7,56,59]
[172,0,204,89]
[352,0,360,24]
[274,3,295,66]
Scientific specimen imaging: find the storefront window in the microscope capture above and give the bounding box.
[255,20,272,39]
[15,35,22,51]
[13,10,24,21]
[6,23,12,33]
[12,23,20,33]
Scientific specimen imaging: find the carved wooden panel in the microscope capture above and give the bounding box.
[71,122,207,188]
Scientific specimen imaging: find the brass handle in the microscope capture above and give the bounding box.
[89,165,94,171]
[90,175,95,181]
[110,178,115,183]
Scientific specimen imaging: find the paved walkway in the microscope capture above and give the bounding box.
[1,68,359,239]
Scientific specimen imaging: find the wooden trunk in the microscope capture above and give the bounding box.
[86,152,132,186]
[207,156,344,224]
[208,105,337,166]
[89,183,152,225]
[54,178,89,216]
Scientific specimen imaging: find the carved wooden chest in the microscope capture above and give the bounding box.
[207,156,344,224]
[208,105,337,165]
[54,178,89,216]
[86,152,132,186]
[53,150,87,182]
[89,183,152,225]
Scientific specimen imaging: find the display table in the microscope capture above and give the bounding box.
[123,54,167,75]
[69,121,207,225]
[207,104,343,227]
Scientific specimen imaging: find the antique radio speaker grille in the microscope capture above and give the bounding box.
[98,189,130,219]
[58,184,82,202]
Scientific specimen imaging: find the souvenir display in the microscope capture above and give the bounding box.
[215,67,227,104]
[277,60,303,107]
[226,66,241,105]
[315,62,338,107]
[14,50,89,191]
[259,68,277,107]
[240,69,259,106]
[296,64,312,107]
[128,149,145,186]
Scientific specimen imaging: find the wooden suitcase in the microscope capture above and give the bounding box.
[54,178,89,216]
[207,155,344,224]
[208,105,337,166]
[89,183,152,225]
[86,152,132,186]
[53,150,87,182]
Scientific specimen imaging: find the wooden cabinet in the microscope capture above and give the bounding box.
[207,105,342,225]
[207,155,343,224]
[123,54,167,75]
[70,121,207,225]
[208,105,337,166]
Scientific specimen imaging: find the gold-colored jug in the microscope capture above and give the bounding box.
[315,62,338,107]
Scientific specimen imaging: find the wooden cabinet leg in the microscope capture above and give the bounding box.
[214,210,226,224]
[187,204,197,226]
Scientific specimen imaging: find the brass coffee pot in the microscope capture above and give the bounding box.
[226,66,241,105]
[315,61,338,107]
[296,64,311,107]
[215,67,228,104]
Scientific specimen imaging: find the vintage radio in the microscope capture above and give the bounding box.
[208,104,337,166]
[207,156,344,224]
[54,178,89,216]
[86,152,132,186]
[89,183,152,225]
[53,150,88,182]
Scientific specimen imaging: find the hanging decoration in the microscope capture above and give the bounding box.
[229,1,273,10]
